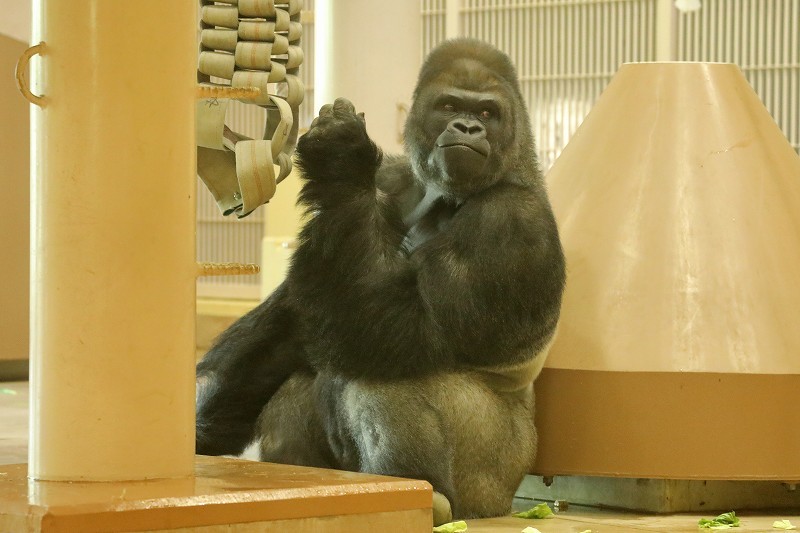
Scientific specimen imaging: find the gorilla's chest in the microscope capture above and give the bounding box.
[400,185,461,255]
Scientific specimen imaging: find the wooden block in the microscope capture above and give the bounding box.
[0,456,432,532]
[534,369,800,480]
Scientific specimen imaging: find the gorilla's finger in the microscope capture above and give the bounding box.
[319,104,333,116]
[333,98,356,114]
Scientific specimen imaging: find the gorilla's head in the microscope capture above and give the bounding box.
[405,39,538,201]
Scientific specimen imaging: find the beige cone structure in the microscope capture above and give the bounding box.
[535,62,800,480]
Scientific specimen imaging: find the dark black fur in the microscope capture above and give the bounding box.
[196,38,566,520]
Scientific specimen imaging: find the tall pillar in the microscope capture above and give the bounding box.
[28,0,197,481]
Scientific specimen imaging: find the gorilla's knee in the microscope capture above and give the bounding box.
[341,380,453,487]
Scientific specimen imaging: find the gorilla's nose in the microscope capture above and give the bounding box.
[449,119,485,137]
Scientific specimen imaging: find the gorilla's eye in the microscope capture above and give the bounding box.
[443,103,455,112]
[480,109,492,119]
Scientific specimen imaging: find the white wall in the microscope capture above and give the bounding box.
[316,0,421,154]
[0,0,31,43]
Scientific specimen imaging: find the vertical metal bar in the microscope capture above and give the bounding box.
[656,0,674,61]
[507,1,512,59]
[483,0,488,41]
[751,0,761,99]
[763,0,780,118]
[707,0,716,61]
[723,0,731,62]
[523,3,530,86]
[446,0,460,38]
[624,0,630,63]
[732,0,740,65]
[791,0,799,151]
[674,0,682,60]
[600,0,607,74]
[491,0,496,46]
[631,0,638,62]
[788,0,794,150]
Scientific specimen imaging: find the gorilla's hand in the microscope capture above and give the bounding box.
[296,98,382,186]
[307,98,366,145]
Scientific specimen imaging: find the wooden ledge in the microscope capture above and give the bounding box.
[534,369,800,480]
[0,456,433,532]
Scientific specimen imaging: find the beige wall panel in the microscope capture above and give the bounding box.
[0,34,30,365]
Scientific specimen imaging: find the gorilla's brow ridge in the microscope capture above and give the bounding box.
[414,40,521,97]
[431,59,506,94]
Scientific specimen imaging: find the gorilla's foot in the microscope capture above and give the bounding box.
[432,491,453,526]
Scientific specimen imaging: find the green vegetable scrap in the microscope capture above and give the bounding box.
[0,388,18,395]
[521,527,542,533]
[773,520,797,530]
[513,502,555,519]
[698,511,741,529]
[432,520,468,533]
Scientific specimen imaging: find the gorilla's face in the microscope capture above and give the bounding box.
[427,87,499,188]
[406,57,522,200]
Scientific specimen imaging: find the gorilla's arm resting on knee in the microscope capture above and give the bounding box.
[196,284,306,455]
[291,99,564,379]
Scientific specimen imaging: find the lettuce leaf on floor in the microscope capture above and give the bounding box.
[513,502,554,519]
[432,520,468,532]
[698,511,740,529]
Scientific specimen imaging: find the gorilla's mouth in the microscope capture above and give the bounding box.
[434,143,490,184]
[437,142,489,158]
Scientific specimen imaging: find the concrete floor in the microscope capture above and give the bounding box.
[0,380,26,465]
[2,380,797,532]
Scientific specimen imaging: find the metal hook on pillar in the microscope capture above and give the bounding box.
[16,42,46,107]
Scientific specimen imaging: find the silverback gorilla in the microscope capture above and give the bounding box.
[196,38,566,522]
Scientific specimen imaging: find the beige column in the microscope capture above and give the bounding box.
[28,0,197,481]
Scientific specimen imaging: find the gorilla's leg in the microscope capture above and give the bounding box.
[252,370,534,520]
[340,378,457,500]
[196,283,305,456]
[446,380,537,519]
[341,374,537,520]
[254,372,458,498]
[256,371,338,469]
[256,373,364,473]
[255,373,454,525]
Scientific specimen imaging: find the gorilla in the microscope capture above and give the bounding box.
[196,38,566,522]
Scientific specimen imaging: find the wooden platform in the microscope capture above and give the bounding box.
[0,456,432,532]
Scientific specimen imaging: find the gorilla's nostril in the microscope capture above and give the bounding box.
[450,120,484,136]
